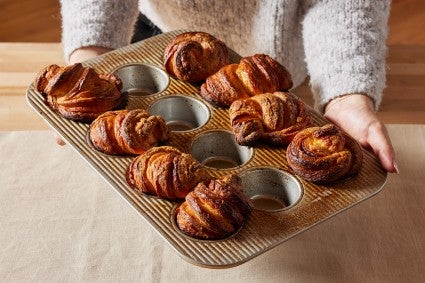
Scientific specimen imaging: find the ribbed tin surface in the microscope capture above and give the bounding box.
[26,30,387,268]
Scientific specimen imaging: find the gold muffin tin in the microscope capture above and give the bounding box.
[26,30,387,268]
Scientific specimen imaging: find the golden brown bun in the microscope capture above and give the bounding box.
[163,31,229,82]
[88,109,170,155]
[34,63,126,123]
[229,91,312,146]
[176,174,252,240]
[286,124,363,183]
[126,146,208,200]
[200,54,293,108]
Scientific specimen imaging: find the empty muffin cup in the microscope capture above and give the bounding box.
[240,167,303,212]
[190,130,252,169]
[148,95,210,132]
[113,63,169,96]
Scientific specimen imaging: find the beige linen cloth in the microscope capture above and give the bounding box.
[1,127,424,283]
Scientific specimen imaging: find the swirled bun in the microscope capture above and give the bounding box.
[34,63,126,123]
[126,146,208,200]
[88,109,170,155]
[164,31,229,82]
[200,54,293,107]
[176,174,252,240]
[229,91,312,146]
[286,124,363,183]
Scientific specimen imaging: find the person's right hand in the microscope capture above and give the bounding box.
[55,46,113,145]
[323,94,398,173]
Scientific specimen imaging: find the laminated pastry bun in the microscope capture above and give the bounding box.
[163,31,229,82]
[200,54,293,107]
[286,124,363,183]
[126,146,208,201]
[88,109,170,155]
[229,91,312,146]
[34,63,126,123]
[176,174,252,240]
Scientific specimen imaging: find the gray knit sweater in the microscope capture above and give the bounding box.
[60,0,390,112]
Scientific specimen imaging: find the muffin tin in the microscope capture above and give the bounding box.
[26,30,388,268]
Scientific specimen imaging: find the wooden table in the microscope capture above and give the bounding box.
[0,43,424,282]
[0,43,64,131]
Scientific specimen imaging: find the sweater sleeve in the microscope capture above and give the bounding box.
[302,0,390,113]
[60,0,140,62]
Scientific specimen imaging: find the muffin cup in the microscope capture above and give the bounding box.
[113,63,169,96]
[189,130,253,170]
[148,95,210,132]
[240,167,303,212]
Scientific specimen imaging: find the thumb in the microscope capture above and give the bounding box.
[366,122,398,173]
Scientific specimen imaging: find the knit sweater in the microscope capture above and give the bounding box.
[60,0,390,112]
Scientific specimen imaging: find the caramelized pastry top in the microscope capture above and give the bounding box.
[286,124,363,183]
[164,31,229,82]
[88,109,170,156]
[34,63,126,123]
[126,146,208,200]
[176,174,252,240]
[229,91,312,146]
[200,54,293,107]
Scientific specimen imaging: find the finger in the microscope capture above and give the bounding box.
[367,123,398,173]
[54,134,66,146]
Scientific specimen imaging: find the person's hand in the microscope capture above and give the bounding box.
[54,46,113,146]
[68,46,113,64]
[323,94,398,173]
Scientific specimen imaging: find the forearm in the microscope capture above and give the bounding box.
[60,0,140,62]
[302,0,391,112]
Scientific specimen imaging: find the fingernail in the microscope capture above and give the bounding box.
[393,161,399,174]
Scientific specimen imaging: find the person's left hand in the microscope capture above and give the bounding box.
[323,94,398,173]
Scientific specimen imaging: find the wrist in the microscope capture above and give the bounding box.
[325,94,375,116]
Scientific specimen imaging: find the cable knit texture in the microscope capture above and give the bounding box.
[60,0,139,60]
[59,0,390,112]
